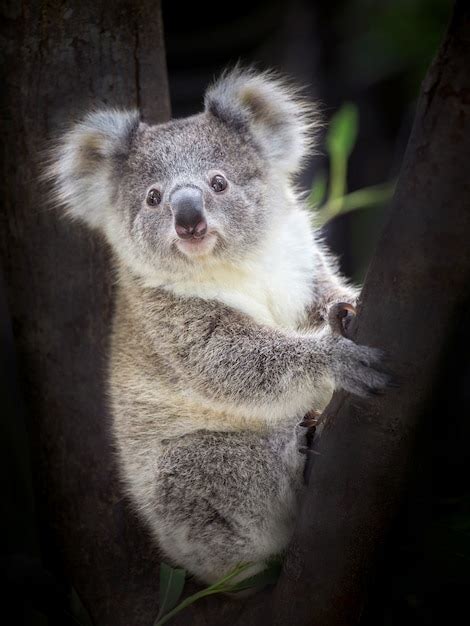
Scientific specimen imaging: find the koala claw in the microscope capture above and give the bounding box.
[328,302,357,337]
[296,409,320,454]
[330,337,392,398]
[298,409,321,429]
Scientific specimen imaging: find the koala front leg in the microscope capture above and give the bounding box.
[305,245,359,329]
[152,426,307,584]
[139,287,390,420]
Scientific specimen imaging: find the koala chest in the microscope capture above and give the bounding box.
[168,209,316,330]
[225,252,314,329]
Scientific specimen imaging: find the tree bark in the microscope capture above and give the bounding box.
[0,3,170,625]
[272,1,470,624]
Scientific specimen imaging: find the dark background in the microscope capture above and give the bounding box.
[2,1,468,624]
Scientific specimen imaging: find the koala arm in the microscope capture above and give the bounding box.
[132,283,387,421]
[305,243,360,329]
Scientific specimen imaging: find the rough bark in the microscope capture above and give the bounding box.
[0,3,170,625]
[272,2,470,624]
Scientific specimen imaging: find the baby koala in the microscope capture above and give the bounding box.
[48,68,388,584]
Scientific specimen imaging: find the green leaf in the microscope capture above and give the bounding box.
[316,181,396,227]
[154,558,284,626]
[227,556,282,592]
[154,563,253,626]
[325,103,359,207]
[156,563,186,623]
[307,170,327,208]
[325,102,359,159]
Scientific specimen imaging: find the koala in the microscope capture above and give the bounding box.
[47,68,389,584]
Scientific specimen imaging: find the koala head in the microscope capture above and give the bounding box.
[48,68,315,283]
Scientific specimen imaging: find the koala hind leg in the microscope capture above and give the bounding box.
[152,427,306,584]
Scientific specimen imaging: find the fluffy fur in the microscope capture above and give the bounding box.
[47,68,388,583]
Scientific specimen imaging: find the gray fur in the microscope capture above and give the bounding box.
[47,68,389,584]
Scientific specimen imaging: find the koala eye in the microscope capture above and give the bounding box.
[146,188,162,207]
[210,174,227,193]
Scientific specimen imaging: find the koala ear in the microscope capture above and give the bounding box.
[46,109,140,229]
[204,68,317,175]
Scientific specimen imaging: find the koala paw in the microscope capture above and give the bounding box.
[296,409,321,454]
[328,302,356,338]
[298,409,321,430]
[329,336,392,398]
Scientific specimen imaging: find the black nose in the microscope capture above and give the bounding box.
[171,187,207,239]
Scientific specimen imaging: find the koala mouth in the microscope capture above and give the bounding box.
[175,231,218,258]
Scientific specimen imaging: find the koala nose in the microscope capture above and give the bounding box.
[171,186,207,239]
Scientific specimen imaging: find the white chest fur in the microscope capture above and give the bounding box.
[164,208,316,330]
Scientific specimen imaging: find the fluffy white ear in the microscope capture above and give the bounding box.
[46,109,140,229]
[204,68,316,175]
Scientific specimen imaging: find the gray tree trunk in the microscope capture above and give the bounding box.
[0,3,170,625]
[273,1,470,623]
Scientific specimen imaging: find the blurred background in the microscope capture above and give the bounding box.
[163,0,449,280]
[3,1,468,625]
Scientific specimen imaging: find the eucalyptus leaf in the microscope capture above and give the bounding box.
[316,181,395,227]
[326,102,359,159]
[154,562,252,626]
[155,562,186,623]
[308,170,327,208]
[227,557,282,592]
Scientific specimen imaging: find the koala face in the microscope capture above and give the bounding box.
[48,69,314,282]
[120,113,269,274]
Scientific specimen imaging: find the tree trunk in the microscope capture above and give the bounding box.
[272,1,470,624]
[0,3,170,625]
